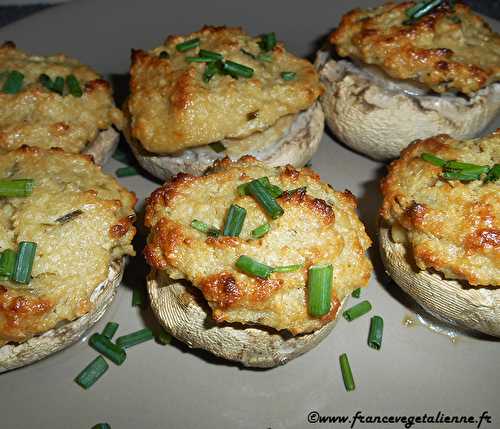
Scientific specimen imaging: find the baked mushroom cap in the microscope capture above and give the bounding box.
[379,133,499,336]
[316,2,500,161]
[0,42,124,164]
[144,157,372,365]
[0,147,136,368]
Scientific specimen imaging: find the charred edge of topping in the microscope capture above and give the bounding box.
[279,189,335,225]
[464,228,500,253]
[144,218,183,270]
[200,272,241,310]
[85,78,111,93]
[109,217,134,239]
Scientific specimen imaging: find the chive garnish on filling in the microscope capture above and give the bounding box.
[66,74,83,97]
[52,76,65,95]
[74,355,109,390]
[368,315,384,350]
[116,328,154,349]
[0,249,16,280]
[186,56,218,63]
[307,264,333,317]
[159,50,170,59]
[339,353,355,392]
[237,177,283,198]
[101,322,119,340]
[176,38,200,52]
[38,73,53,90]
[420,152,496,182]
[0,179,33,197]
[203,62,219,83]
[246,179,284,219]
[208,141,226,153]
[2,70,24,94]
[273,264,303,273]
[251,223,270,239]
[351,288,361,298]
[222,204,247,237]
[235,255,274,279]
[191,219,221,237]
[55,209,83,224]
[343,300,372,321]
[404,0,445,24]
[88,333,126,365]
[258,32,277,52]
[223,60,254,78]
[281,71,296,81]
[12,241,37,284]
[198,49,224,60]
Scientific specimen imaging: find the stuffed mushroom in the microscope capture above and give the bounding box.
[316,1,500,161]
[125,26,324,179]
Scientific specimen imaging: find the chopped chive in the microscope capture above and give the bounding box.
[203,62,219,83]
[66,74,83,97]
[0,249,16,278]
[240,48,257,59]
[176,38,200,52]
[159,51,170,59]
[251,223,270,239]
[191,219,221,237]
[441,171,481,181]
[198,49,223,60]
[208,141,226,153]
[339,353,355,391]
[102,322,119,340]
[132,286,146,307]
[13,242,36,284]
[2,70,24,94]
[368,315,384,350]
[52,76,64,95]
[223,204,247,237]
[411,0,443,19]
[38,73,53,90]
[281,71,296,81]
[351,288,361,298]
[485,164,500,182]
[223,60,254,79]
[156,329,172,345]
[273,264,303,273]
[92,424,111,429]
[307,264,333,317]
[116,328,154,349]
[421,152,446,167]
[257,53,273,62]
[55,209,83,224]
[88,333,126,365]
[74,356,109,390]
[238,177,282,197]
[246,179,284,219]
[0,179,34,197]
[235,255,273,279]
[186,56,218,63]
[444,160,489,173]
[116,166,138,177]
[258,32,277,52]
[343,300,372,321]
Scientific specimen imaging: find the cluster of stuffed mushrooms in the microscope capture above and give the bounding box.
[2,0,499,373]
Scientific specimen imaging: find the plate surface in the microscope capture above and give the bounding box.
[0,1,499,428]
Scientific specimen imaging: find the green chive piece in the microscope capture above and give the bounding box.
[116,166,138,177]
[421,152,446,167]
[281,71,296,81]
[0,249,16,278]
[343,300,372,321]
[198,49,223,60]
[238,177,282,197]
[339,353,355,391]
[441,171,481,181]
[351,288,361,298]
[235,255,273,279]
[52,76,64,95]
[444,160,489,173]
[0,179,34,197]
[257,53,273,62]
[156,329,172,345]
[159,51,170,59]
[92,423,111,429]
[485,164,500,182]
[13,242,36,284]
[368,315,384,350]
[66,74,83,97]
[88,333,126,365]
[251,223,270,239]
[223,204,247,237]
[102,322,119,340]
[38,73,53,90]
[240,49,257,59]
[191,219,221,237]
[223,60,254,78]
[273,264,303,273]
[186,56,218,63]
[55,209,83,224]
[412,0,443,19]
[132,285,147,307]
[246,179,284,219]
[258,32,277,52]
[2,70,24,94]
[176,38,200,52]
[75,355,109,390]
[208,141,226,153]
[307,264,333,317]
[116,328,154,349]
[203,62,219,83]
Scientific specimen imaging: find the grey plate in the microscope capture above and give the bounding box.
[0,1,499,429]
